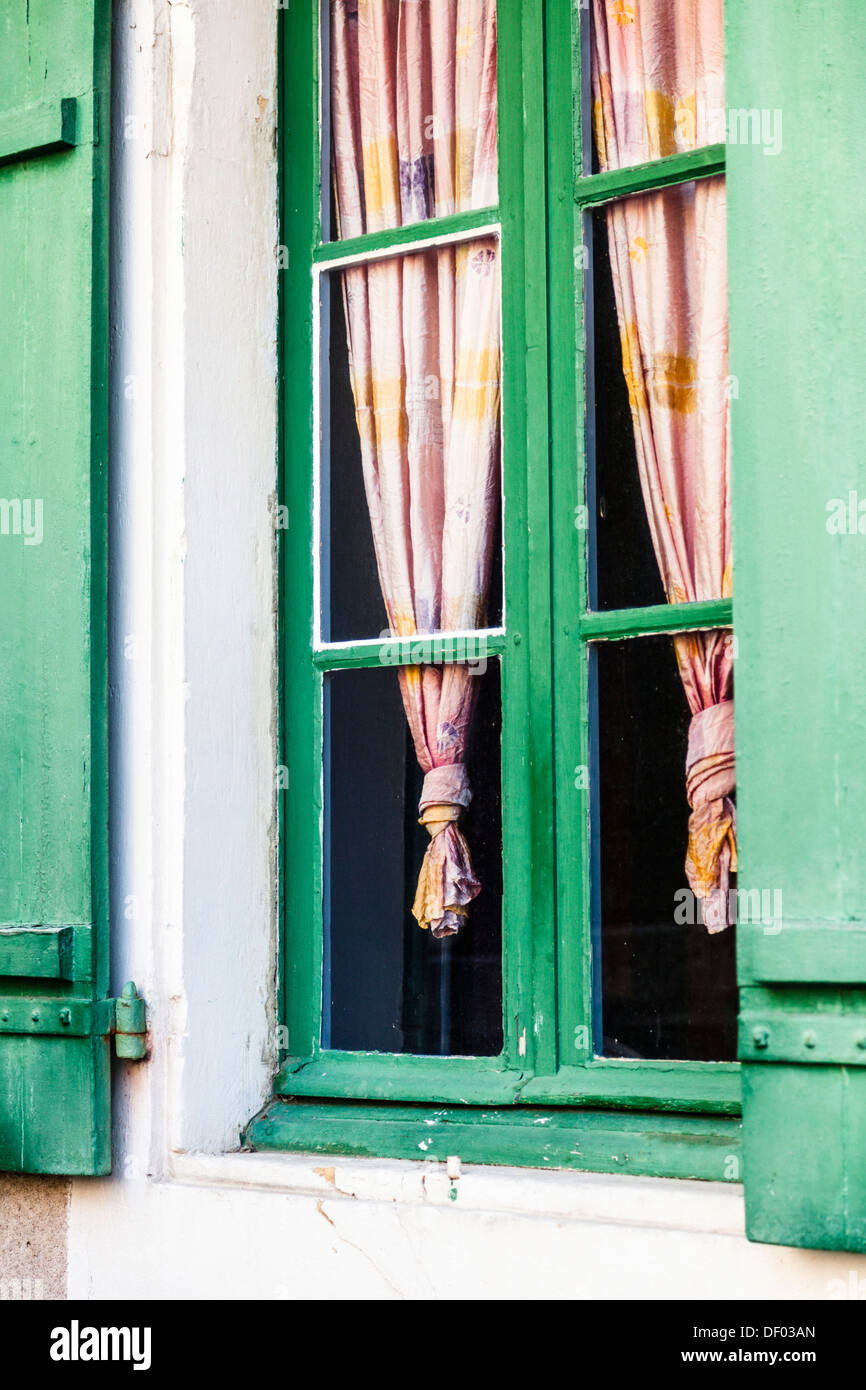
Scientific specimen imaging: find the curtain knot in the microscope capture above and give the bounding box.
[686,700,734,806]
[685,699,737,932]
[413,763,480,938]
[419,763,472,816]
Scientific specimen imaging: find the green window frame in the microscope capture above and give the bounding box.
[545,9,734,1116]
[249,0,743,1180]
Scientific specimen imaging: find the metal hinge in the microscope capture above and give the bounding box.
[0,981,147,1051]
[113,981,147,1060]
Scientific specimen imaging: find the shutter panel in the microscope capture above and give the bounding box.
[0,1,111,1173]
[729,1,866,1248]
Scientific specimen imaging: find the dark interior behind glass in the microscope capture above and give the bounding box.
[595,635,737,1061]
[325,660,503,1056]
[590,210,666,613]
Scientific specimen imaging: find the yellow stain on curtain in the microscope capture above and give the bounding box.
[361,135,400,225]
[608,1,635,25]
[644,90,678,159]
[652,351,697,413]
[619,321,648,416]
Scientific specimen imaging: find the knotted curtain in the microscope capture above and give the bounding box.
[331,0,501,937]
[592,0,735,931]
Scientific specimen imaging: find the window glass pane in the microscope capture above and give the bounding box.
[321,240,503,643]
[323,276,385,642]
[324,660,503,1056]
[588,204,663,612]
[595,634,737,1061]
[588,177,729,612]
[327,0,498,242]
[589,0,725,174]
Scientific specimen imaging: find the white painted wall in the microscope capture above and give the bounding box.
[66,0,866,1300]
[69,1153,866,1301]
[106,0,278,1180]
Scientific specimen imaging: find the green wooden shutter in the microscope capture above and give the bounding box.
[0,1,111,1174]
[730,1,866,1250]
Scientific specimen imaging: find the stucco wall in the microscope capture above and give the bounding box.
[66,1154,866,1301]
[0,1177,68,1300]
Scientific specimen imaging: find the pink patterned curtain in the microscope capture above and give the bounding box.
[331,0,500,938]
[592,0,735,931]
